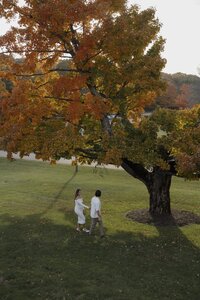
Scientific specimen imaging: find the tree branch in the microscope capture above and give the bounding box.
[14,68,90,77]
[121,158,149,185]
[31,95,74,102]
[86,82,112,135]
[0,50,70,54]
[70,24,80,52]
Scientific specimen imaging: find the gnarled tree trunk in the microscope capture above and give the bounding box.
[146,168,172,214]
[121,158,172,215]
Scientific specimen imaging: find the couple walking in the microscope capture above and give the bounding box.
[74,188,104,237]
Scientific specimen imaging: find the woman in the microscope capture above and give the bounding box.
[74,188,89,232]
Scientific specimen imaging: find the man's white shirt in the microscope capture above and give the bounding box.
[90,196,101,218]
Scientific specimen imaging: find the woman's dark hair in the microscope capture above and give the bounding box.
[74,188,81,200]
[95,190,101,197]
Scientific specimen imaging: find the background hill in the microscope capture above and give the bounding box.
[146,72,200,111]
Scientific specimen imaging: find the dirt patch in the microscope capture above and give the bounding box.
[126,209,200,227]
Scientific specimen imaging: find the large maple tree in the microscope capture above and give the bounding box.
[0,0,199,215]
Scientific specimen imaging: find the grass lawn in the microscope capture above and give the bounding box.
[0,157,200,300]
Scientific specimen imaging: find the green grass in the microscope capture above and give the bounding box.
[0,158,200,300]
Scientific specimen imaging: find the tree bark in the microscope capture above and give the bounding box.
[121,159,172,215]
[146,168,172,215]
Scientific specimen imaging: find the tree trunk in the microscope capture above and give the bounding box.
[121,159,172,216]
[146,168,172,215]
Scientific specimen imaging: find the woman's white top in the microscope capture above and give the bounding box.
[74,197,88,214]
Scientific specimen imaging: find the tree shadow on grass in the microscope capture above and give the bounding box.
[39,167,78,217]
[0,213,200,300]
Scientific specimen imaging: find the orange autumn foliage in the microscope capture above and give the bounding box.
[1,0,199,180]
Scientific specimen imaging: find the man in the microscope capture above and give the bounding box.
[89,190,104,237]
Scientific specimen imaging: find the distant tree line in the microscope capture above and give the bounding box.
[146,72,200,111]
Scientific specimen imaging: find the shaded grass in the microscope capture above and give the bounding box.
[0,158,200,300]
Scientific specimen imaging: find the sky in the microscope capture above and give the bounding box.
[0,0,199,76]
[130,0,200,75]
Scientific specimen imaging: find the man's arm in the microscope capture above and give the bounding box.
[96,200,101,220]
[96,210,101,220]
